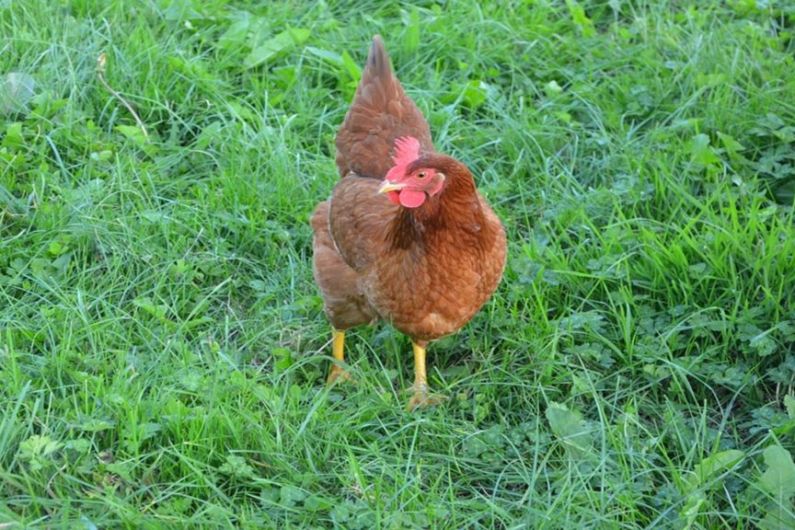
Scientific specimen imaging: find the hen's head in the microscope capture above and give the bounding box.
[378,136,448,208]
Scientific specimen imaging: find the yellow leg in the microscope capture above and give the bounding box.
[406,341,447,410]
[326,329,351,384]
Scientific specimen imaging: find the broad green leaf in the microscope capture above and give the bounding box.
[566,0,595,37]
[248,279,267,292]
[219,455,255,479]
[679,450,744,527]
[545,80,563,95]
[690,133,720,166]
[305,495,334,512]
[194,121,223,149]
[684,449,745,491]
[19,435,62,458]
[2,122,24,149]
[0,183,27,214]
[115,125,149,148]
[105,461,134,482]
[546,401,593,456]
[140,422,161,440]
[306,46,343,66]
[243,27,311,69]
[273,347,293,371]
[218,12,252,50]
[90,150,113,161]
[755,446,795,530]
[280,484,308,507]
[19,435,62,472]
[132,296,169,320]
[404,7,420,52]
[680,491,706,528]
[717,131,745,154]
[0,72,36,115]
[340,50,361,81]
[760,505,795,530]
[47,241,64,256]
[76,417,116,432]
[785,395,795,420]
[750,332,778,357]
[65,439,91,454]
[461,80,488,109]
[760,445,795,498]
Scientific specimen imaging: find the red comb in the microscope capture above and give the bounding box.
[392,136,421,167]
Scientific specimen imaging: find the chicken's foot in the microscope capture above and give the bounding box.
[406,341,447,410]
[326,329,352,384]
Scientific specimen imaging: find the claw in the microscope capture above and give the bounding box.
[326,366,353,385]
[406,383,447,411]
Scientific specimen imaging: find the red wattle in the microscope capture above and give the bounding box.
[398,190,426,208]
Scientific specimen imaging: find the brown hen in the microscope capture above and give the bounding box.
[311,36,507,409]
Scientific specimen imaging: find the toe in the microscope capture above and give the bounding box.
[406,390,447,411]
[326,368,353,385]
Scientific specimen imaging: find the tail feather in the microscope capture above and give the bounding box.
[365,35,390,80]
[335,35,433,179]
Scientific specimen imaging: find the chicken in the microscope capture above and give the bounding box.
[311,35,507,409]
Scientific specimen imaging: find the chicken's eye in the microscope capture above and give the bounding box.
[417,171,427,179]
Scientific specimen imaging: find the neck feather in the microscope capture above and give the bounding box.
[386,158,483,249]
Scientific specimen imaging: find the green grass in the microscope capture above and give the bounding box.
[2,0,795,527]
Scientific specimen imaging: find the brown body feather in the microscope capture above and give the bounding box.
[312,36,506,344]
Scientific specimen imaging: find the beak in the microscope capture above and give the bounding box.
[377,180,406,194]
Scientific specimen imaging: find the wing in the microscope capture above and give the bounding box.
[335,35,434,179]
[310,200,378,329]
[328,176,400,271]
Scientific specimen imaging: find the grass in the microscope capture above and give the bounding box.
[2,0,795,527]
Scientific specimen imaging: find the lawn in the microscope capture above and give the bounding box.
[2,0,795,528]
